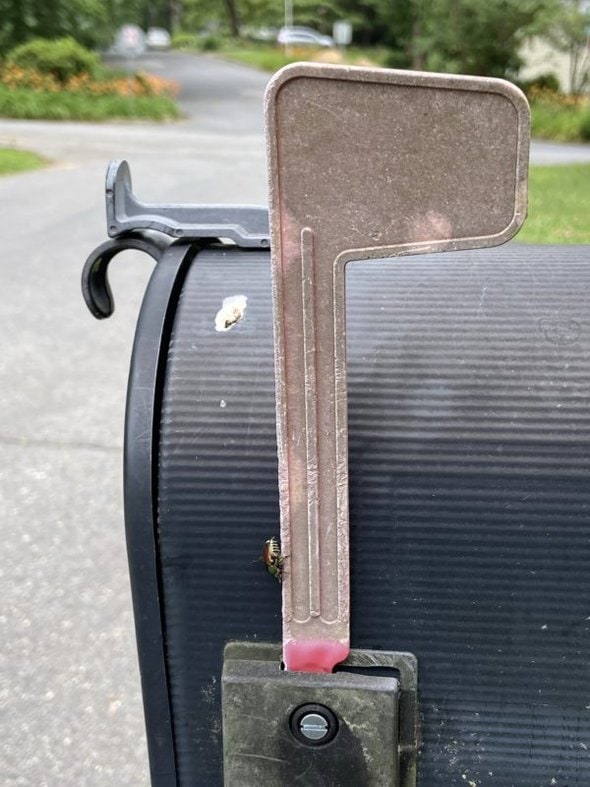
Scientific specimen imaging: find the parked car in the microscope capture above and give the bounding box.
[242,26,278,42]
[146,27,171,51]
[277,26,334,47]
[113,24,146,56]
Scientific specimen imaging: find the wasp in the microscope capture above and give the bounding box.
[261,537,285,582]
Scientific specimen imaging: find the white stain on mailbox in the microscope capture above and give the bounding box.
[215,295,248,332]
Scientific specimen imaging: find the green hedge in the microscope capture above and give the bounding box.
[6,37,100,84]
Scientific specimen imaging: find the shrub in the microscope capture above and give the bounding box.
[0,65,178,100]
[6,37,100,84]
[382,49,412,70]
[1,65,61,92]
[200,35,222,52]
[170,32,222,52]
[530,97,590,143]
[519,73,561,97]
[0,62,181,122]
[171,33,201,50]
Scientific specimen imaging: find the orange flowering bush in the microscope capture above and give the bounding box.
[1,65,61,92]
[0,65,179,99]
[0,61,181,121]
[528,85,590,110]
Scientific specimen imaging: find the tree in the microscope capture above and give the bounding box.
[421,0,554,78]
[182,0,345,37]
[182,0,226,34]
[0,0,112,52]
[540,0,590,93]
[0,0,181,54]
[339,0,550,75]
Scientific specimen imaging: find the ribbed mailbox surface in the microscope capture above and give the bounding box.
[153,244,590,785]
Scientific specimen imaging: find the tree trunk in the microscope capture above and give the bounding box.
[224,0,240,37]
[169,0,183,33]
[411,14,426,70]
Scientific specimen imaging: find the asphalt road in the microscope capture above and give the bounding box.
[0,52,268,787]
[0,52,588,787]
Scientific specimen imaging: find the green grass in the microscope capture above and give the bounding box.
[220,45,299,72]
[517,164,590,244]
[0,147,46,175]
[0,85,181,122]
[215,42,388,72]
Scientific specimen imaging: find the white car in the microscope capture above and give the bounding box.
[277,27,334,47]
[114,24,146,56]
[146,27,171,51]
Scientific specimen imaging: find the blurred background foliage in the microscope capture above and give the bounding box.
[0,0,588,134]
[0,0,588,92]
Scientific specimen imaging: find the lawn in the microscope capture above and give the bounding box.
[218,42,387,72]
[0,147,46,175]
[517,163,590,244]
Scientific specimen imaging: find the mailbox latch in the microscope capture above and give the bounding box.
[222,642,419,787]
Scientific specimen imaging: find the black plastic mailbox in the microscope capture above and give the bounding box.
[83,194,590,784]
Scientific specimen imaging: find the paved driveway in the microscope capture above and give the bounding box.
[0,53,268,787]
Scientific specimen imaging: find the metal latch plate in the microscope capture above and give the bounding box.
[222,642,418,786]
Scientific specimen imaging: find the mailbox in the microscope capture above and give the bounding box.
[82,65,590,786]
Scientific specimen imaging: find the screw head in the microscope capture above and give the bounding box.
[300,712,329,741]
[289,703,338,746]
